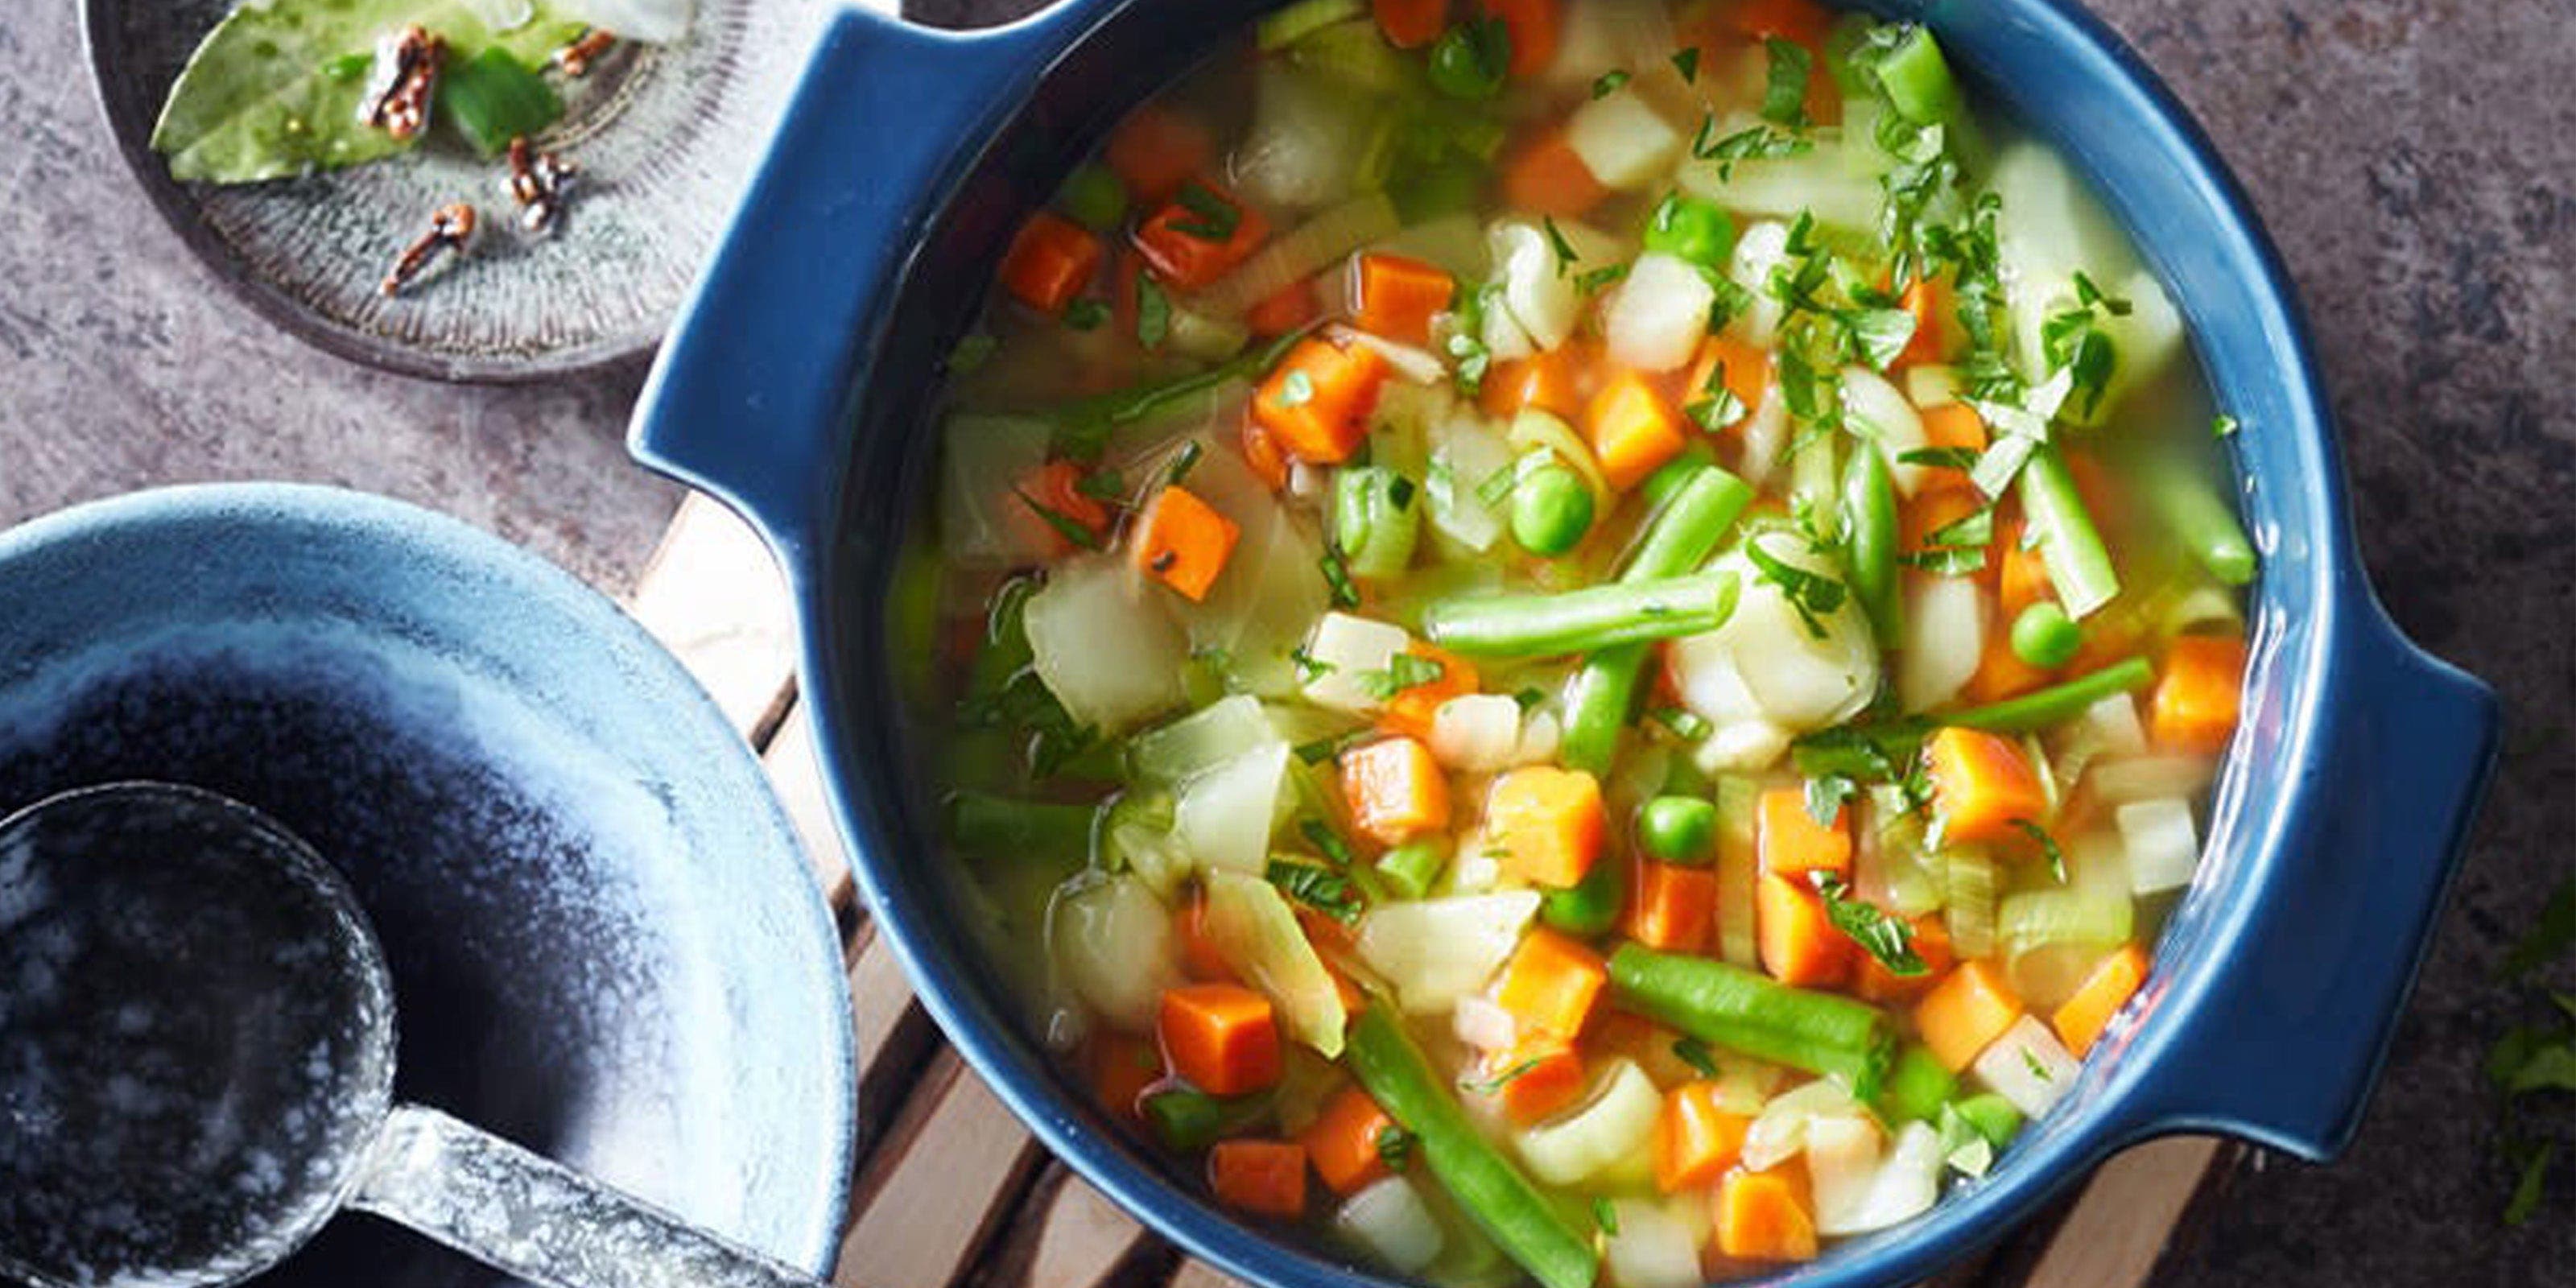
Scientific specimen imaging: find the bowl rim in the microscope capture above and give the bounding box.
[794,3,2372,1288]
[0,481,861,1276]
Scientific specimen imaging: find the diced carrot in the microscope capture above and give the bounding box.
[1010,459,1111,556]
[1373,0,1448,47]
[2052,943,2149,1057]
[1755,873,1849,989]
[1853,914,1955,1005]
[1208,1138,1309,1218]
[1484,1038,1587,1125]
[1655,1081,1752,1193]
[1918,401,1987,460]
[1246,276,1320,338]
[1241,417,1293,492]
[1178,890,1237,983]
[1485,766,1607,888]
[1129,484,1241,602]
[1352,254,1457,348]
[1105,105,1212,208]
[1716,1166,1818,1262]
[1914,960,2024,1072]
[999,213,1100,315]
[1089,1033,1162,1121]
[1757,787,1851,878]
[1994,516,2054,618]
[1480,0,1562,76]
[1895,277,1949,367]
[1493,927,1608,1039]
[1682,336,1771,431]
[1480,346,1586,422]
[1253,336,1389,464]
[1727,0,1835,50]
[1378,644,1480,741]
[1133,181,1269,291]
[1159,983,1284,1096]
[1586,369,1688,491]
[1627,862,1719,954]
[1922,726,2050,846]
[2150,634,2248,753]
[1501,126,1608,218]
[1340,736,1452,846]
[1300,1086,1398,1195]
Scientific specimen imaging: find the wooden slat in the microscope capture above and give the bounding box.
[975,1166,1154,1288]
[1999,1137,2232,1288]
[842,920,939,1154]
[627,494,800,743]
[765,702,859,930]
[836,1050,1046,1288]
[1164,1261,1253,1288]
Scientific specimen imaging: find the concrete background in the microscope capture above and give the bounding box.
[1,0,2568,1281]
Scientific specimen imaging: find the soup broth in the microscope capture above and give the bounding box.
[923,0,2253,1281]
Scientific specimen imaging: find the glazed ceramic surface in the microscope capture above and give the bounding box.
[628,1,2500,1283]
[0,484,854,1288]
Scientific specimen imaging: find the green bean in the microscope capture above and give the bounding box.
[1540,854,1624,935]
[1951,1091,2025,1148]
[1423,572,1739,658]
[1344,1007,1600,1288]
[1607,943,1893,1093]
[1376,837,1451,901]
[2009,601,2083,668]
[1639,795,1718,865]
[1843,442,1901,647]
[1558,465,1752,771]
[2017,446,2120,618]
[1871,24,1963,126]
[2143,452,2257,587]
[1875,1042,1957,1125]
[1141,1087,1275,1153]
[1943,656,2154,732]
[1510,464,1595,556]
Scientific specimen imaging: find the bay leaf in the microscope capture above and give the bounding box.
[151,0,581,184]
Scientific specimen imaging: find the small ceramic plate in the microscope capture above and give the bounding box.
[85,0,832,382]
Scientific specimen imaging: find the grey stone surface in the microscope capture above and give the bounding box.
[2,0,2570,1282]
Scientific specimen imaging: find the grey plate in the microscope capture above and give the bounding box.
[84,0,832,383]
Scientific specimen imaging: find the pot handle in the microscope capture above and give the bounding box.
[2119,593,2496,1161]
[626,1,1092,564]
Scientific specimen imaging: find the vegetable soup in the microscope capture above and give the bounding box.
[927,0,2254,1282]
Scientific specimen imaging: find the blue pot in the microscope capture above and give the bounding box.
[0,485,855,1288]
[629,2,2500,1283]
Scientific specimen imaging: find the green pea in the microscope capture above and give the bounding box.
[2009,601,2083,668]
[1639,795,1717,865]
[1511,464,1594,556]
[1428,17,1513,101]
[1541,853,1624,935]
[1057,162,1129,234]
[1641,192,1738,268]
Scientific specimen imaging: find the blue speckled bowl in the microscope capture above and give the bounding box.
[629,2,2500,1285]
[0,484,853,1288]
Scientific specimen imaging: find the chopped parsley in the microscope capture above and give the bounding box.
[1690,118,1812,175]
[1374,1125,1417,1170]
[1576,262,1629,296]
[1290,646,1335,683]
[1164,440,1203,486]
[1075,469,1128,504]
[1298,818,1358,868]
[1356,653,1450,700]
[1746,539,1847,638]
[1758,37,1813,126]
[1267,858,1361,923]
[1672,1036,1722,1078]
[1670,46,1699,84]
[1592,1197,1620,1235]
[1136,275,1171,350]
[1898,446,1983,472]
[1461,1055,1547,1094]
[2011,818,2067,884]
[1651,706,1712,741]
[1812,873,1927,976]
[1063,299,1110,331]
[1167,183,1241,242]
[2021,1047,2054,1083]
[1591,69,1631,99]
[2213,413,2241,439]
[1804,773,1857,828]
[1320,543,1361,608]
[1686,360,1749,431]
[1013,489,1101,551]
[1542,217,1579,276]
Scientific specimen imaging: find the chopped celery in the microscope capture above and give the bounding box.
[1513,1059,1662,1186]
[1377,837,1451,900]
[1257,0,1364,49]
[1204,869,1349,1055]
[1335,466,1426,578]
[1286,16,1415,95]
[1872,26,1963,126]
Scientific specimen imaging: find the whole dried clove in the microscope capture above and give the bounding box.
[359,26,444,141]
[554,29,617,77]
[382,203,477,296]
[506,138,578,235]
